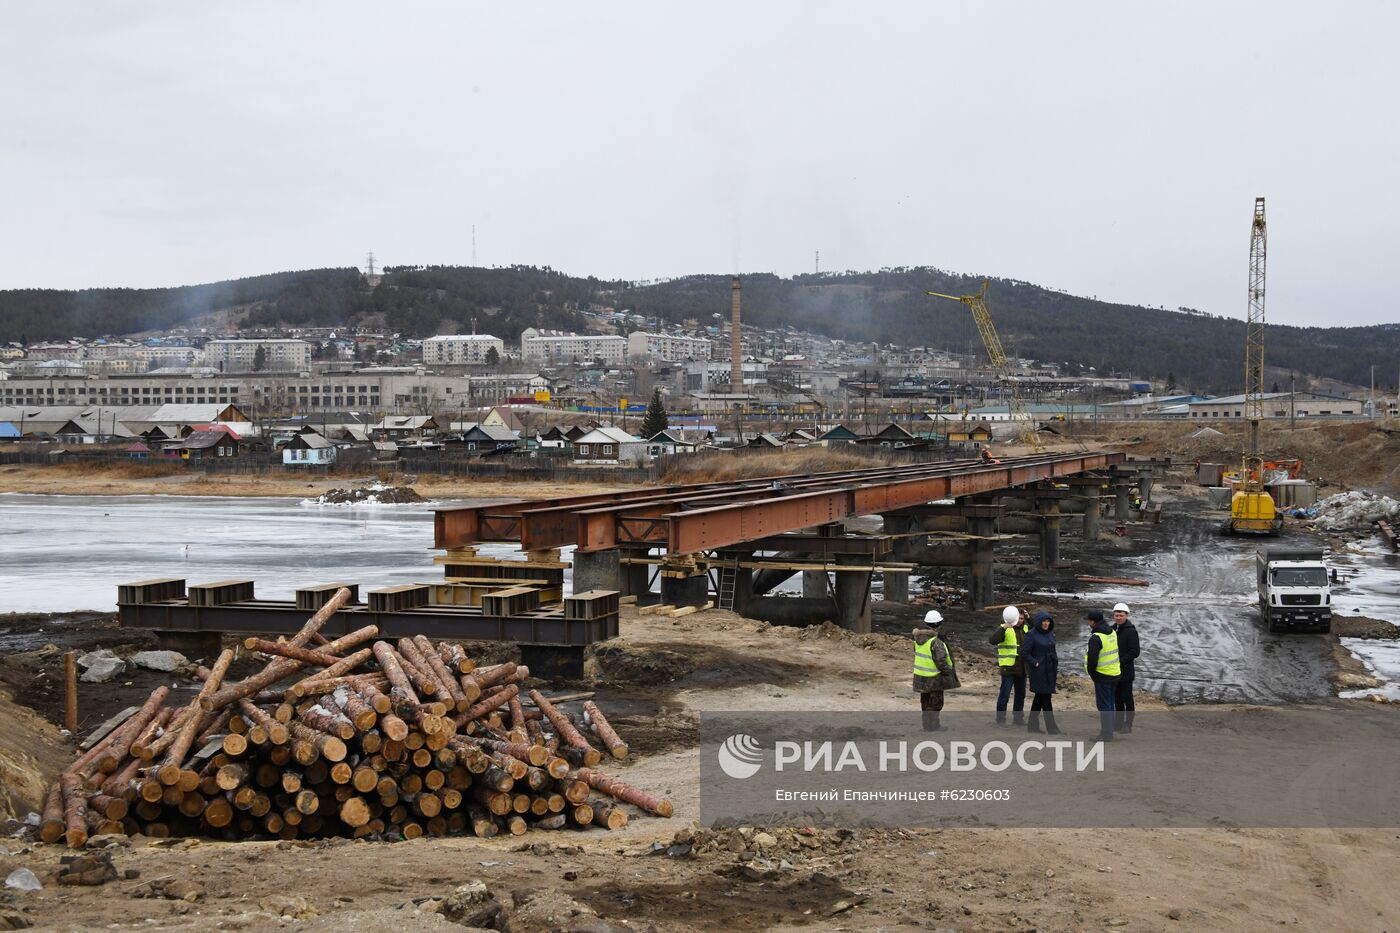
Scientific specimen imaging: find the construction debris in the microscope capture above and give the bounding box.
[41,588,668,846]
[1075,575,1150,587]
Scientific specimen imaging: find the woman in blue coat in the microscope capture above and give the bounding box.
[1021,611,1062,734]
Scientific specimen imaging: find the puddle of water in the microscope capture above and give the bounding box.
[1339,637,1400,701]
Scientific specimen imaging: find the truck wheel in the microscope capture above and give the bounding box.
[1319,621,1332,634]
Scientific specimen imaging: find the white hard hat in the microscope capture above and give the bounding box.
[923,610,943,626]
[1002,606,1021,624]
[1113,603,1130,614]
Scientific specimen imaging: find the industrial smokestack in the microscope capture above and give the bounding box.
[730,276,742,395]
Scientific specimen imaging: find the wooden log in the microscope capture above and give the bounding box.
[590,802,628,829]
[295,789,319,815]
[327,688,378,731]
[506,814,528,835]
[359,683,393,715]
[196,708,236,746]
[300,704,356,741]
[576,767,672,817]
[244,637,344,668]
[158,648,236,785]
[372,642,422,706]
[438,642,476,675]
[582,701,629,760]
[507,694,527,740]
[238,700,289,745]
[455,684,518,726]
[63,650,78,733]
[40,783,65,843]
[529,690,601,766]
[330,762,353,785]
[470,785,511,816]
[79,705,139,751]
[97,687,170,772]
[339,796,371,828]
[216,762,249,791]
[288,721,347,762]
[415,635,467,711]
[535,812,567,830]
[473,737,549,767]
[465,802,498,837]
[99,755,144,799]
[395,638,444,698]
[463,661,518,696]
[287,649,378,697]
[202,606,369,712]
[60,771,88,848]
[544,756,570,780]
[559,779,590,806]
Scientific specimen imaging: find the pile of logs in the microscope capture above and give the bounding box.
[41,588,670,847]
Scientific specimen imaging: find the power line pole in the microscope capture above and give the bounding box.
[365,251,376,278]
[814,250,820,275]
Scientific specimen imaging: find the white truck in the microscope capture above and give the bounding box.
[1256,547,1332,633]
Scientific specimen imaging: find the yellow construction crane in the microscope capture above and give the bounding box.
[1229,197,1281,534]
[926,281,1042,451]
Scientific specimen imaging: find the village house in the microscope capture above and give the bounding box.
[572,426,646,465]
[282,431,337,466]
[162,430,239,460]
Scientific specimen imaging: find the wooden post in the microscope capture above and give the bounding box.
[64,650,78,733]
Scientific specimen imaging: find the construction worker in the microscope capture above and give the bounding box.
[1084,610,1121,741]
[912,610,959,732]
[990,605,1028,726]
[1111,602,1140,733]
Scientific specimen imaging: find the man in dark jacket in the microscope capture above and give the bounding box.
[1084,610,1121,741]
[990,606,1028,725]
[913,610,960,732]
[1020,611,1062,734]
[1112,602,1141,733]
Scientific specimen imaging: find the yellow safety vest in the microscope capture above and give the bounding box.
[1086,630,1121,676]
[996,625,1023,667]
[913,635,951,678]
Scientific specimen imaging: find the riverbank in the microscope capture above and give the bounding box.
[0,462,638,500]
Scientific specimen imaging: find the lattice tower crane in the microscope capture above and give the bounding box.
[926,281,1042,452]
[1229,196,1281,533]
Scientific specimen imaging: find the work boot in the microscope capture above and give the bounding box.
[1043,712,1063,735]
[1013,712,1026,726]
[1026,712,1043,734]
[1122,713,1135,733]
[922,711,946,733]
[993,711,1007,727]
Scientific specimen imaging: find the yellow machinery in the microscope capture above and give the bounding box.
[926,281,1042,452]
[1229,197,1282,534]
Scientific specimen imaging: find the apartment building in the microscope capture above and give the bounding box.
[203,339,312,372]
[0,370,470,414]
[520,329,627,364]
[626,331,712,362]
[422,334,505,365]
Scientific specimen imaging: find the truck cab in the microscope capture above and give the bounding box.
[1257,547,1332,633]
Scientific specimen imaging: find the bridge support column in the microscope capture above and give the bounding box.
[661,572,709,608]
[621,560,651,599]
[966,515,997,610]
[1113,482,1133,521]
[832,555,872,634]
[1080,494,1101,539]
[882,570,910,603]
[802,570,828,598]
[1037,500,1062,569]
[1138,473,1154,505]
[572,549,620,595]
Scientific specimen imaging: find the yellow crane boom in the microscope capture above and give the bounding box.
[1229,196,1280,534]
[926,281,1041,451]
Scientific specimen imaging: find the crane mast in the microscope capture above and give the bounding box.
[1243,197,1267,489]
[926,281,1040,451]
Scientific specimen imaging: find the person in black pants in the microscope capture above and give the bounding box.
[1020,611,1062,734]
[1084,610,1120,741]
[1112,602,1140,733]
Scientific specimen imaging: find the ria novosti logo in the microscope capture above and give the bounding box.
[717,733,764,779]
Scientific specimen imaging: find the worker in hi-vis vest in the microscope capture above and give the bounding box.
[989,605,1029,726]
[1084,609,1122,741]
[912,610,960,732]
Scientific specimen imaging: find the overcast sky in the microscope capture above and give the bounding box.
[2,1,1397,326]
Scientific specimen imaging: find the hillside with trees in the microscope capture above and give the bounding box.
[1,265,1394,394]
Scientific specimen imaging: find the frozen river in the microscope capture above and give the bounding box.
[0,493,544,613]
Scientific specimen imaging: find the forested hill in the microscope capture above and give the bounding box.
[2,265,1395,393]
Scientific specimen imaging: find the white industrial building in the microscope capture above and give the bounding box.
[422,334,505,365]
[520,329,627,364]
[682,360,768,393]
[1185,392,1363,419]
[203,339,312,372]
[626,332,712,362]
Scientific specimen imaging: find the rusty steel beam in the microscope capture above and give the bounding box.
[665,453,1122,554]
[435,457,1004,549]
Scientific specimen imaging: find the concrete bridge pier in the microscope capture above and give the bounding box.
[832,554,873,634]
[1037,499,1062,568]
[883,570,910,603]
[1080,494,1102,539]
[573,548,620,594]
[966,514,997,610]
[802,570,828,598]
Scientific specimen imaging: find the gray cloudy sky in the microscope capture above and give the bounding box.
[2,1,1397,326]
